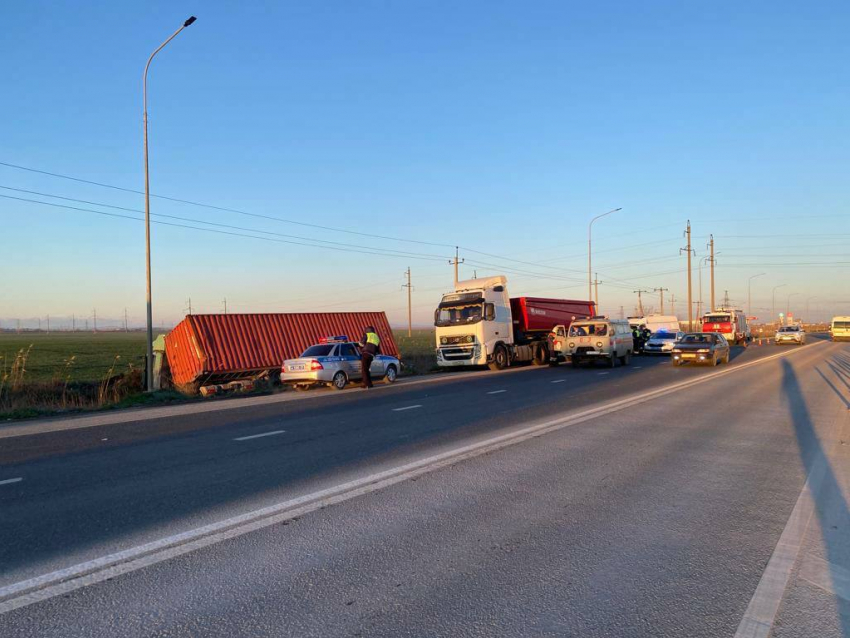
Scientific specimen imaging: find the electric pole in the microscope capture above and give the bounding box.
[47,314,50,334]
[403,267,413,337]
[450,247,464,287]
[633,289,649,316]
[186,298,193,315]
[723,290,730,307]
[708,235,715,312]
[124,308,129,332]
[593,273,601,314]
[681,221,694,330]
[619,305,625,320]
[222,298,227,314]
[72,314,76,332]
[93,309,97,333]
[653,287,669,314]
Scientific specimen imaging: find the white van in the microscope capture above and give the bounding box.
[831,316,850,342]
[628,315,681,334]
[551,317,634,368]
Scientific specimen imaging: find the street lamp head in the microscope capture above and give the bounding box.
[184,16,197,27]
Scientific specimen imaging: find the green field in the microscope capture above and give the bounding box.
[0,329,436,385]
[0,332,157,384]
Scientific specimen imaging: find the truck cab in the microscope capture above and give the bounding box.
[434,276,511,368]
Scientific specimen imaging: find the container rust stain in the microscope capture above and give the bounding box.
[165,313,398,387]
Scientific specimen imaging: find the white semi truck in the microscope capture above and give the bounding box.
[434,276,595,370]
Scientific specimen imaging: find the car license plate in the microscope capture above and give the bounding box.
[292,365,305,371]
[681,353,696,359]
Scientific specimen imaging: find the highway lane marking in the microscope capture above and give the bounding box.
[733,416,840,638]
[0,478,22,486]
[0,339,829,615]
[550,379,566,384]
[633,366,643,369]
[392,405,422,412]
[598,372,609,376]
[233,430,286,442]
[487,390,507,394]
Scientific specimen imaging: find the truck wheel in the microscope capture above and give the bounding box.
[332,371,348,390]
[532,344,548,366]
[549,357,560,367]
[383,365,398,384]
[489,345,508,371]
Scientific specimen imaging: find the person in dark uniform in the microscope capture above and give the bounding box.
[359,326,381,389]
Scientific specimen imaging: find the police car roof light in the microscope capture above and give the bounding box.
[319,335,349,343]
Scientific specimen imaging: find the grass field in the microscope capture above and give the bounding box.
[0,332,158,384]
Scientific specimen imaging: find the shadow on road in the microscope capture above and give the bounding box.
[782,359,850,634]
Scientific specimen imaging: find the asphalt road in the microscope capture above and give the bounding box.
[1,336,848,637]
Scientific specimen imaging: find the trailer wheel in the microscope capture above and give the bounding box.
[489,345,509,371]
[532,343,548,366]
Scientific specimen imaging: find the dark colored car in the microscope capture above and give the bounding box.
[671,333,730,367]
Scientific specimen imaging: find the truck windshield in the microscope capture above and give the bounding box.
[435,304,483,326]
[569,324,607,337]
[704,315,731,323]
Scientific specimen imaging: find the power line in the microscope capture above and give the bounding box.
[0,160,455,249]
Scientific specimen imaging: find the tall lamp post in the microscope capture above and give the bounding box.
[747,273,766,321]
[771,284,787,327]
[587,208,622,301]
[143,16,197,391]
[786,292,801,322]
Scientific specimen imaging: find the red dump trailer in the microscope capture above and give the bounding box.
[165,312,398,391]
[509,297,597,337]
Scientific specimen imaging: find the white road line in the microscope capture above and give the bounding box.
[233,430,286,442]
[487,390,507,394]
[633,366,643,369]
[392,405,422,412]
[0,340,828,615]
[0,478,23,486]
[598,372,609,376]
[550,379,566,384]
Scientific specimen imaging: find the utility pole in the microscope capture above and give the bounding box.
[653,287,669,314]
[124,308,129,332]
[708,235,716,311]
[681,221,694,331]
[619,305,624,320]
[723,290,730,307]
[633,289,649,316]
[93,309,97,333]
[222,298,227,314]
[450,246,464,287]
[593,273,601,314]
[47,314,50,334]
[72,314,76,332]
[473,270,478,279]
[186,298,193,315]
[403,267,413,337]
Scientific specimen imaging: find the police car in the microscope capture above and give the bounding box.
[643,329,685,355]
[280,336,400,391]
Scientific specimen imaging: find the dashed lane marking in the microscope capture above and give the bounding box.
[0,478,23,486]
[392,405,422,412]
[487,390,507,394]
[550,379,566,384]
[233,430,286,442]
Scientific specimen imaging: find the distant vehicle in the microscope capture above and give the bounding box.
[831,316,850,342]
[671,333,730,366]
[434,276,595,370]
[643,330,686,355]
[628,315,681,334]
[281,336,399,391]
[552,317,634,368]
[774,325,806,346]
[700,308,750,345]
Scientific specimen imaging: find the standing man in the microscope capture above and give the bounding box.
[359,326,381,389]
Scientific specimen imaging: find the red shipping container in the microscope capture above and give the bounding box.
[509,297,596,334]
[165,312,399,387]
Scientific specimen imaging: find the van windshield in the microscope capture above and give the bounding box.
[569,323,607,337]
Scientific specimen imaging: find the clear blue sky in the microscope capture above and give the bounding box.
[2,0,848,329]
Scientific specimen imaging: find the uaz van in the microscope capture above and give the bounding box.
[550,317,633,368]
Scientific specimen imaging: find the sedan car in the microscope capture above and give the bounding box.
[671,333,730,367]
[643,330,685,355]
[281,336,400,390]
[774,325,806,345]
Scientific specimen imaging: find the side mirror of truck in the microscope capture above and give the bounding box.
[484,303,495,321]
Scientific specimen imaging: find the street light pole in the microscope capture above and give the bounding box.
[143,16,197,392]
[771,284,787,327]
[786,292,801,321]
[588,208,622,301]
[747,273,766,321]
